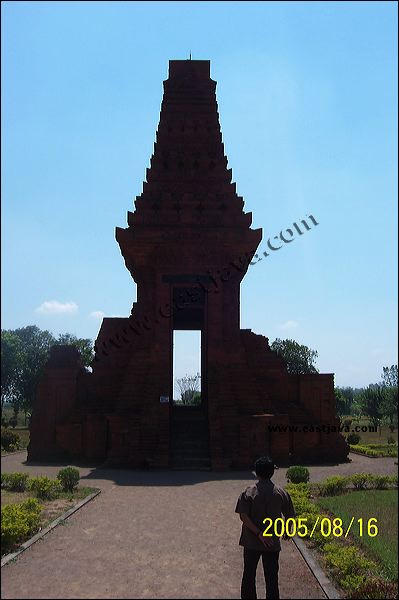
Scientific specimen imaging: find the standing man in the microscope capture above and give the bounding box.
[235,456,295,599]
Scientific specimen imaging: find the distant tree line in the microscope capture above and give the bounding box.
[1,326,93,426]
[335,365,398,429]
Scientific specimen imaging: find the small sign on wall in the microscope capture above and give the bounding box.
[160,396,169,403]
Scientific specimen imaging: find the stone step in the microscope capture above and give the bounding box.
[171,441,210,451]
[171,457,211,470]
[171,430,208,439]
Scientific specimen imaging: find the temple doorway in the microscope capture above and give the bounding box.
[170,306,210,469]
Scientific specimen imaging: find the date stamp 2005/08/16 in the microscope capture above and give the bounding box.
[262,517,378,539]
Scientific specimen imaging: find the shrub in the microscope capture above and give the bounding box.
[387,436,396,445]
[388,475,398,488]
[323,542,375,588]
[1,472,29,492]
[350,473,371,490]
[347,432,361,445]
[1,427,20,452]
[368,475,391,490]
[1,498,42,554]
[285,482,311,498]
[57,467,80,492]
[316,475,349,496]
[350,445,379,457]
[27,476,62,500]
[385,446,398,457]
[348,577,398,599]
[341,573,369,594]
[286,465,310,484]
[292,494,318,515]
[306,513,334,547]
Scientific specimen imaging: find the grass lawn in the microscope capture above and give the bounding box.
[344,417,397,445]
[317,490,398,581]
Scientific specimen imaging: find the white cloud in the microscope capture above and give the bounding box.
[280,320,299,330]
[35,300,78,315]
[90,310,106,319]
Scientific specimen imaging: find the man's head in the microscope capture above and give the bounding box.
[254,456,275,479]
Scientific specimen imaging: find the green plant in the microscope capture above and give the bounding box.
[57,467,80,492]
[1,427,20,452]
[323,542,375,588]
[347,432,361,445]
[0,472,29,492]
[348,577,398,599]
[387,436,396,445]
[350,473,371,490]
[1,498,42,554]
[285,482,311,497]
[286,465,310,484]
[316,475,349,496]
[368,475,391,490]
[27,476,62,499]
[350,445,380,457]
[388,475,398,488]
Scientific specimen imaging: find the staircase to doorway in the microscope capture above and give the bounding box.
[170,406,211,470]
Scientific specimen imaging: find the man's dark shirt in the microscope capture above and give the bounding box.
[235,478,295,552]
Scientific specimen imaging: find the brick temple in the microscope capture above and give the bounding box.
[29,60,348,469]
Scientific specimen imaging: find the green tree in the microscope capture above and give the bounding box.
[56,333,94,368]
[270,338,319,375]
[1,326,95,422]
[334,388,351,417]
[381,365,398,387]
[360,385,385,428]
[380,365,398,429]
[176,373,201,405]
[1,331,22,416]
[12,326,56,420]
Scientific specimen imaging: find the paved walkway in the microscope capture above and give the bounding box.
[1,453,397,599]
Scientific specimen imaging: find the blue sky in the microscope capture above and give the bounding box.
[2,1,397,388]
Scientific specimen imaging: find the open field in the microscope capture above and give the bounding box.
[342,416,397,445]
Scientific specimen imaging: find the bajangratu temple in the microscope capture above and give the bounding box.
[28,60,349,469]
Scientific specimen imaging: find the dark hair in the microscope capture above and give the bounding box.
[254,456,275,479]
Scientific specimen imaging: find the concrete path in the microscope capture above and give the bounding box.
[1,453,397,599]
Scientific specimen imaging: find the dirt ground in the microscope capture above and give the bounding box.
[1,452,397,599]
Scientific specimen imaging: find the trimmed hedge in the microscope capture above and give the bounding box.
[57,467,80,492]
[286,465,310,484]
[316,475,349,497]
[1,498,42,555]
[350,444,398,458]
[1,472,29,492]
[27,476,62,500]
[347,432,361,445]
